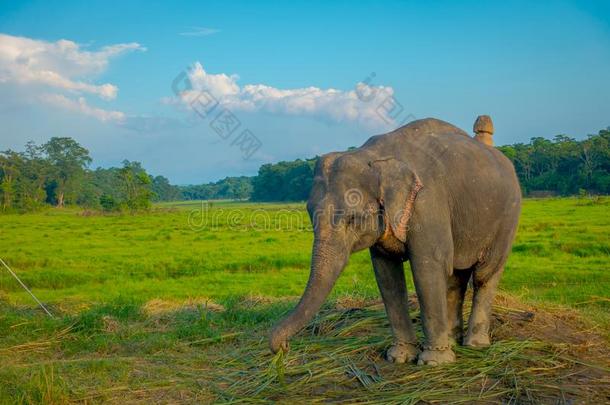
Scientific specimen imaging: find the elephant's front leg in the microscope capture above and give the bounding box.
[408,238,456,365]
[371,247,419,363]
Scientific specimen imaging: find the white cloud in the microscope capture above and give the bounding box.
[173,62,397,128]
[179,27,220,37]
[0,33,145,100]
[40,94,126,123]
[0,33,146,124]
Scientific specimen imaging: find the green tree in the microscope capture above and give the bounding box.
[42,137,92,207]
[497,128,610,196]
[251,158,315,201]
[0,150,21,210]
[18,142,50,210]
[119,160,153,210]
[180,176,253,200]
[151,175,182,201]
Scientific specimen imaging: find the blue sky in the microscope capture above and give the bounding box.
[1,0,609,184]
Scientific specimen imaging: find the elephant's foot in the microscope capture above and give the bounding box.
[416,346,456,366]
[386,341,419,364]
[463,332,490,348]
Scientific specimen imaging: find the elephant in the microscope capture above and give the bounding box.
[269,117,521,365]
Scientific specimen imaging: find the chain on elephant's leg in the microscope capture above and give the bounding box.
[410,257,456,366]
[371,248,419,364]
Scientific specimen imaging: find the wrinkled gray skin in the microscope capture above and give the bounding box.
[269,118,521,365]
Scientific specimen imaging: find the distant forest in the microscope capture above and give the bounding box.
[0,137,181,212]
[182,159,316,202]
[1,127,608,211]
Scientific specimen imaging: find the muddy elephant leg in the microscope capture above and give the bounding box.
[370,248,419,363]
[446,268,472,346]
[409,246,455,366]
[464,267,504,347]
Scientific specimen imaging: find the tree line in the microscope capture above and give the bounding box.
[241,128,609,201]
[2,127,608,212]
[0,137,181,212]
[180,176,252,201]
[498,128,609,196]
[179,159,317,202]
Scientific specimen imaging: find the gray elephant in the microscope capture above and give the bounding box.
[270,117,521,365]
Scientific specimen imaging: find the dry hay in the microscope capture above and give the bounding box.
[199,292,610,404]
[142,298,226,317]
[237,294,299,309]
[3,294,608,404]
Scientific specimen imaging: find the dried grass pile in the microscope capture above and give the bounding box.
[203,293,609,404]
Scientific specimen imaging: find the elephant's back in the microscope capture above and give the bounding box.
[363,116,521,215]
[393,117,471,139]
[362,117,469,149]
[366,118,518,191]
[411,124,521,206]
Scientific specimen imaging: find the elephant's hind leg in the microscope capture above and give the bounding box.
[370,247,419,364]
[447,268,472,345]
[464,266,504,347]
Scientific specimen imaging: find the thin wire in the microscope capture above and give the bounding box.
[0,257,53,318]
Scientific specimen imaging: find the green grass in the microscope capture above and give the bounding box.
[0,197,608,403]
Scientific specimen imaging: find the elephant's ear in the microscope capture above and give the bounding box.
[370,158,423,243]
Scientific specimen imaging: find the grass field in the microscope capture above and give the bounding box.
[0,197,608,403]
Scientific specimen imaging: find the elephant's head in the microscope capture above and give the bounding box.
[269,151,423,353]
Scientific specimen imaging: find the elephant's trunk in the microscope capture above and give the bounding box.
[270,236,347,353]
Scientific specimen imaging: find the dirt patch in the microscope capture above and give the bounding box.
[491,294,609,361]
